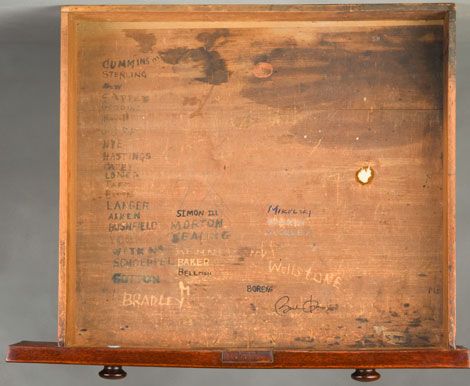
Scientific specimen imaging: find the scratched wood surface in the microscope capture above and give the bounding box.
[60,6,451,350]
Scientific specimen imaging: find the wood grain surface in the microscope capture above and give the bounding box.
[58,4,456,352]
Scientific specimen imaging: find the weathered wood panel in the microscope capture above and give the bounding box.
[60,6,451,350]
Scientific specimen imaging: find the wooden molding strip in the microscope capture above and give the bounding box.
[60,4,455,14]
[6,342,470,369]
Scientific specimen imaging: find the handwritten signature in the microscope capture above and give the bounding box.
[274,295,339,315]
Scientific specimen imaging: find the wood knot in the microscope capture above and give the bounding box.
[253,62,273,78]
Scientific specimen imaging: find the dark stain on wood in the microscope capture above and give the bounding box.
[409,318,423,327]
[124,30,156,53]
[197,28,229,50]
[159,30,230,85]
[241,26,443,110]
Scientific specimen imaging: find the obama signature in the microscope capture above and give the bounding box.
[274,295,339,316]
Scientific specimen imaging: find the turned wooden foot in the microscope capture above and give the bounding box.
[98,365,127,380]
[351,369,381,382]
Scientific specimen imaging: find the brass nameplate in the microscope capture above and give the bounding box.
[221,351,274,364]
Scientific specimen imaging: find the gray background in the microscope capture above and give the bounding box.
[0,0,469,385]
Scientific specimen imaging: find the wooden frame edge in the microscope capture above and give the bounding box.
[443,5,457,349]
[58,8,78,347]
[60,3,456,14]
[6,342,470,369]
[57,8,69,346]
[59,3,454,23]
